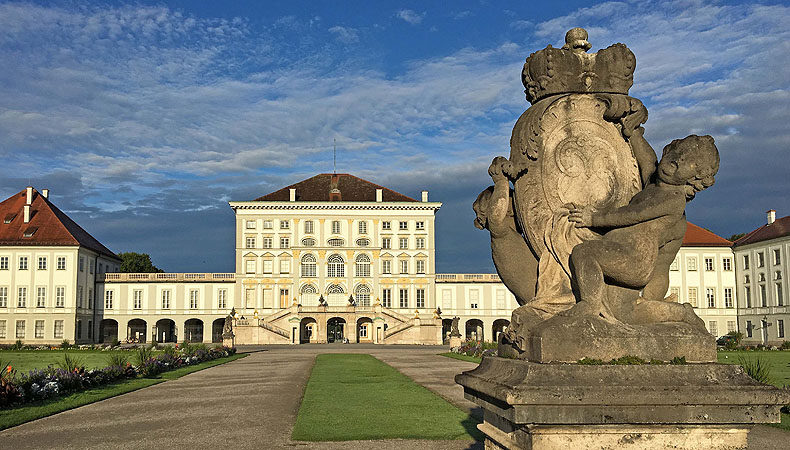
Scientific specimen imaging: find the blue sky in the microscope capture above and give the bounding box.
[0,0,788,272]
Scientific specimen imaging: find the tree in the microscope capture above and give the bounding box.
[119,252,164,273]
[728,233,746,242]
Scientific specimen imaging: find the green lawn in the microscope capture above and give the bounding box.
[0,353,246,430]
[0,349,155,374]
[292,353,482,442]
[717,351,790,388]
[438,352,482,364]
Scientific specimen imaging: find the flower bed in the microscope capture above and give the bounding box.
[450,340,497,358]
[0,345,236,408]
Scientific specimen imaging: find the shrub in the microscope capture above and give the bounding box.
[670,356,687,365]
[781,341,790,350]
[105,353,129,368]
[134,347,155,367]
[57,353,85,372]
[12,340,23,350]
[110,339,121,348]
[161,346,178,357]
[60,339,71,349]
[738,356,771,384]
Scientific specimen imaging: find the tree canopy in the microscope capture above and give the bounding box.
[119,252,164,273]
[728,233,746,242]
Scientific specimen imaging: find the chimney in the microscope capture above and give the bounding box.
[41,189,49,199]
[421,190,428,202]
[289,188,296,202]
[376,189,383,202]
[25,186,33,205]
[768,210,776,225]
[23,205,30,223]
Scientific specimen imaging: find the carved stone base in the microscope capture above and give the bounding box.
[456,358,790,450]
[449,335,463,348]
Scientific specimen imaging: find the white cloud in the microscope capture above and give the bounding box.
[328,25,359,44]
[396,9,425,25]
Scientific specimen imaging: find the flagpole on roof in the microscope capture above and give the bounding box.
[333,138,337,175]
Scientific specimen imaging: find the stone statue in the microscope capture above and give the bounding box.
[477,27,718,362]
[450,316,461,337]
[222,307,235,338]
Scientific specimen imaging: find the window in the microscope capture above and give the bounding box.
[706,288,715,308]
[0,320,5,338]
[162,290,171,309]
[382,237,391,249]
[263,237,273,249]
[36,287,46,308]
[745,274,750,284]
[777,282,784,306]
[760,284,767,307]
[245,288,255,309]
[382,288,392,308]
[359,324,367,338]
[686,257,697,271]
[382,260,391,274]
[246,236,256,249]
[670,287,680,300]
[79,256,84,272]
[77,320,82,339]
[0,256,7,270]
[416,221,425,230]
[356,238,370,247]
[497,290,506,309]
[416,260,426,274]
[722,258,732,271]
[759,273,766,282]
[704,258,714,271]
[280,220,289,229]
[400,259,409,274]
[87,320,93,339]
[105,290,113,309]
[327,254,345,278]
[280,288,290,308]
[687,287,697,307]
[355,254,371,277]
[263,220,273,229]
[35,320,44,339]
[190,290,199,309]
[708,321,718,337]
[356,285,371,307]
[775,249,781,265]
[301,254,317,277]
[757,252,765,268]
[98,263,103,274]
[670,258,679,271]
[280,237,290,249]
[416,288,425,308]
[38,256,47,270]
[133,290,143,309]
[745,286,751,308]
[331,221,341,234]
[16,320,25,338]
[304,220,314,234]
[399,237,408,249]
[382,221,391,230]
[89,260,94,274]
[727,321,736,333]
[88,288,93,309]
[0,287,6,308]
[19,256,28,270]
[399,288,409,308]
[246,220,256,229]
[724,288,733,308]
[746,320,753,337]
[55,286,66,308]
[218,289,227,309]
[776,271,783,280]
[263,259,273,274]
[470,290,479,309]
[780,319,786,339]
[77,286,83,308]
[416,237,425,249]
[302,238,316,247]
[246,259,256,274]
[278,259,290,274]
[17,287,26,308]
[328,238,344,247]
[358,221,367,234]
[743,255,750,270]
[399,221,408,230]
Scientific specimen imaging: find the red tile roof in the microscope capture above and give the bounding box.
[255,173,418,202]
[734,216,790,247]
[0,188,119,260]
[682,222,732,247]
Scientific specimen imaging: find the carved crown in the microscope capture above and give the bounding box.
[522,28,636,104]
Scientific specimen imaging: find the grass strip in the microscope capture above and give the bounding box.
[438,352,482,364]
[292,353,482,442]
[0,353,246,431]
[0,349,162,374]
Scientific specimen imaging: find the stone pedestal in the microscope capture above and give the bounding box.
[449,334,463,348]
[456,357,790,450]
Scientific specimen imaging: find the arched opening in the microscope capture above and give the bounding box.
[155,319,176,343]
[327,254,345,278]
[212,318,225,343]
[300,317,317,344]
[355,284,371,307]
[356,317,373,343]
[301,254,317,277]
[465,319,484,342]
[184,319,204,343]
[327,317,346,343]
[326,284,345,307]
[355,254,371,277]
[492,319,510,343]
[442,318,453,344]
[300,284,319,306]
[127,319,147,344]
[99,319,118,344]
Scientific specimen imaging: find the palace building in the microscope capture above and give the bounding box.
[0,176,738,346]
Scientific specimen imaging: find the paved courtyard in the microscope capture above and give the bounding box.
[0,345,786,449]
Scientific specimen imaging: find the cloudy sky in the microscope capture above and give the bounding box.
[0,0,788,272]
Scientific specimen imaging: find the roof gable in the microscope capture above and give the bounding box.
[255,173,417,202]
[682,222,732,247]
[734,216,790,247]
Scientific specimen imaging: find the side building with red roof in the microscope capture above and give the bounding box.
[733,210,790,345]
[0,187,122,345]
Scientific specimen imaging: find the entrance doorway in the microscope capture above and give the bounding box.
[327,317,345,343]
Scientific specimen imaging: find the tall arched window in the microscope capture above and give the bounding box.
[326,283,345,307]
[355,254,371,277]
[327,254,345,278]
[355,284,371,307]
[300,284,318,306]
[301,254,317,277]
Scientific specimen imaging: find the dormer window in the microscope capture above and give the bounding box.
[3,213,16,224]
[22,227,38,238]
